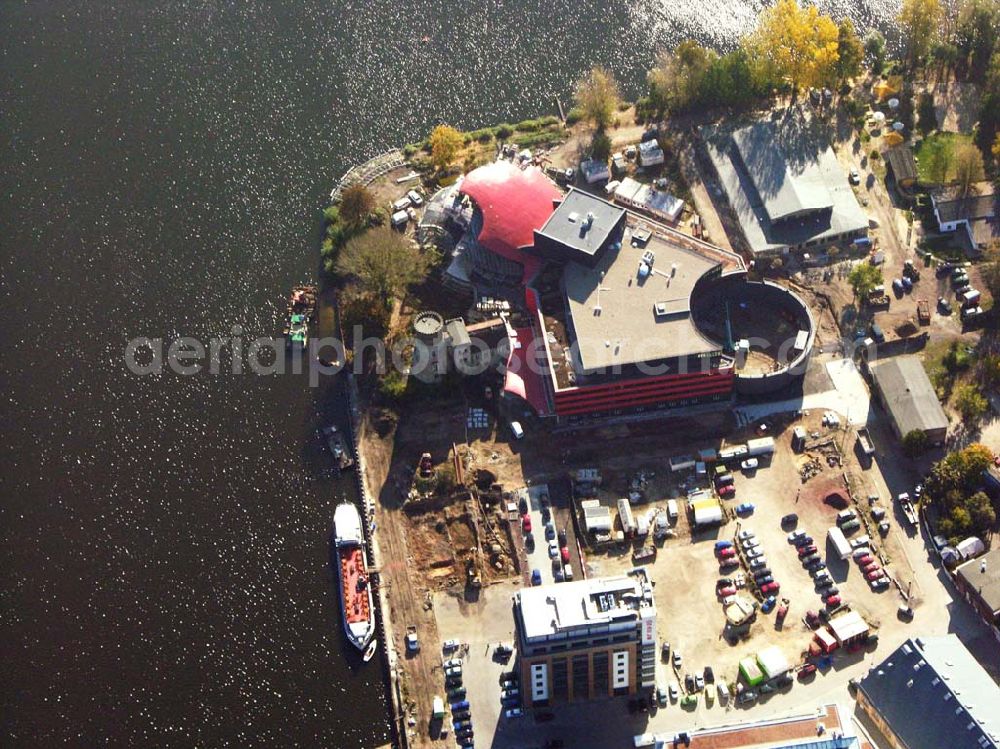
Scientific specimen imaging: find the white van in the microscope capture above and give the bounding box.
[391,196,412,212]
[667,500,679,522]
[837,509,857,524]
[510,421,525,440]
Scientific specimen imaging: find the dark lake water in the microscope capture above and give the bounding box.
[1,1,899,744]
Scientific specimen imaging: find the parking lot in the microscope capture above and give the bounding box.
[516,483,579,587]
[586,413,916,706]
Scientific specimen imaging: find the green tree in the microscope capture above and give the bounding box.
[747,0,840,95]
[978,52,1000,154]
[917,92,938,135]
[899,0,944,67]
[954,383,989,420]
[835,19,865,85]
[956,0,1000,82]
[848,262,883,299]
[429,124,463,171]
[953,142,986,196]
[574,66,621,130]
[967,490,997,532]
[865,31,888,74]
[336,226,430,305]
[339,184,376,229]
[590,130,612,162]
[902,429,930,457]
[648,40,716,113]
[980,247,1000,303]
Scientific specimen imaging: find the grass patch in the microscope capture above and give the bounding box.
[915,132,974,185]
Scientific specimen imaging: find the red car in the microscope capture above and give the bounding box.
[805,610,820,628]
[718,485,736,498]
[760,582,780,595]
[718,586,737,597]
[856,554,873,566]
[718,547,736,559]
[862,562,880,574]
[560,547,570,564]
[824,595,841,607]
[797,545,818,557]
[797,663,817,679]
[521,515,532,532]
[866,569,885,581]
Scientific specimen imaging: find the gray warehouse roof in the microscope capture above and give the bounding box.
[732,123,833,223]
[956,546,1000,615]
[858,635,1000,749]
[536,188,625,260]
[703,113,869,256]
[869,356,948,437]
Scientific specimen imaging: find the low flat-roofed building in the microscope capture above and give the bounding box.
[868,356,948,444]
[580,158,611,184]
[856,635,1000,749]
[637,139,665,167]
[514,568,656,706]
[636,703,860,748]
[533,188,626,268]
[703,112,869,258]
[954,546,1000,632]
[613,177,685,223]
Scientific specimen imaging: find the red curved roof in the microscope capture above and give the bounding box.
[459,162,561,279]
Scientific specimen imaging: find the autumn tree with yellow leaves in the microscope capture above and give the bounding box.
[746,0,840,96]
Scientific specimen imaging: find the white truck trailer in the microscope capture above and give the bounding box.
[828,526,852,560]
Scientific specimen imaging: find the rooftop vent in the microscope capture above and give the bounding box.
[568,212,579,223]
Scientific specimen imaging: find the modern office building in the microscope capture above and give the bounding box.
[856,635,1000,749]
[513,568,656,706]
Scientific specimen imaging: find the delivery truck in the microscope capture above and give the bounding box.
[828,526,852,560]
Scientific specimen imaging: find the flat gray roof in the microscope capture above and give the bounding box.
[956,546,1000,615]
[704,112,869,256]
[536,188,625,259]
[869,356,949,436]
[562,227,723,373]
[858,635,1000,748]
[515,569,653,641]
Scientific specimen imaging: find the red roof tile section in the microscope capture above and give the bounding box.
[685,704,844,748]
[503,326,550,416]
[459,162,562,281]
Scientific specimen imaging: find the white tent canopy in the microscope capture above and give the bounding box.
[757,645,791,679]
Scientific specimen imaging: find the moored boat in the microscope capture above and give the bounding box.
[333,503,376,651]
[283,284,317,347]
[322,424,355,471]
[363,638,378,662]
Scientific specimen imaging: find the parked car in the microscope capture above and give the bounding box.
[673,651,683,668]
[448,686,467,699]
[704,666,715,684]
[741,458,759,471]
[738,530,755,540]
[760,582,780,595]
[898,605,914,620]
[798,663,817,679]
[824,595,842,607]
[856,554,873,566]
[871,577,890,590]
[938,296,953,314]
[531,569,541,586]
[761,595,777,613]
[866,569,885,581]
[737,690,757,705]
[755,575,774,587]
[863,562,880,574]
[753,567,772,580]
[500,688,519,699]
[442,638,460,652]
[545,522,556,540]
[685,673,695,693]
[719,547,736,559]
[695,673,705,691]
[560,547,570,564]
[717,682,729,703]
[736,502,755,515]
[718,586,737,597]
[807,562,827,574]
[656,686,668,707]
[841,519,862,533]
[816,577,835,590]
[669,682,680,701]
[718,485,736,498]
[794,535,814,547]
[801,553,820,565]
[682,693,698,707]
[746,548,765,560]
[521,515,532,532]
[717,578,733,589]
[558,528,567,546]
[742,537,761,550]
[797,544,818,557]
[504,708,523,718]
[853,548,872,561]
[443,658,463,669]
[518,496,528,514]
[787,529,806,543]
[850,535,871,549]
[782,513,799,526]
[749,557,768,569]
[548,540,559,558]
[715,540,733,551]
[822,586,840,597]
[813,571,832,584]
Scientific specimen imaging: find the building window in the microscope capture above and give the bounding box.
[612,650,629,689]
[552,657,569,702]
[593,652,609,696]
[530,663,549,704]
[572,655,589,700]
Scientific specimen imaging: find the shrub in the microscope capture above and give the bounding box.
[902,429,929,457]
[495,123,514,139]
[590,131,612,162]
[402,144,417,158]
[954,384,988,421]
[870,149,880,160]
[564,108,584,126]
[378,370,408,403]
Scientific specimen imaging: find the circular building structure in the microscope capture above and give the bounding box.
[691,272,815,395]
